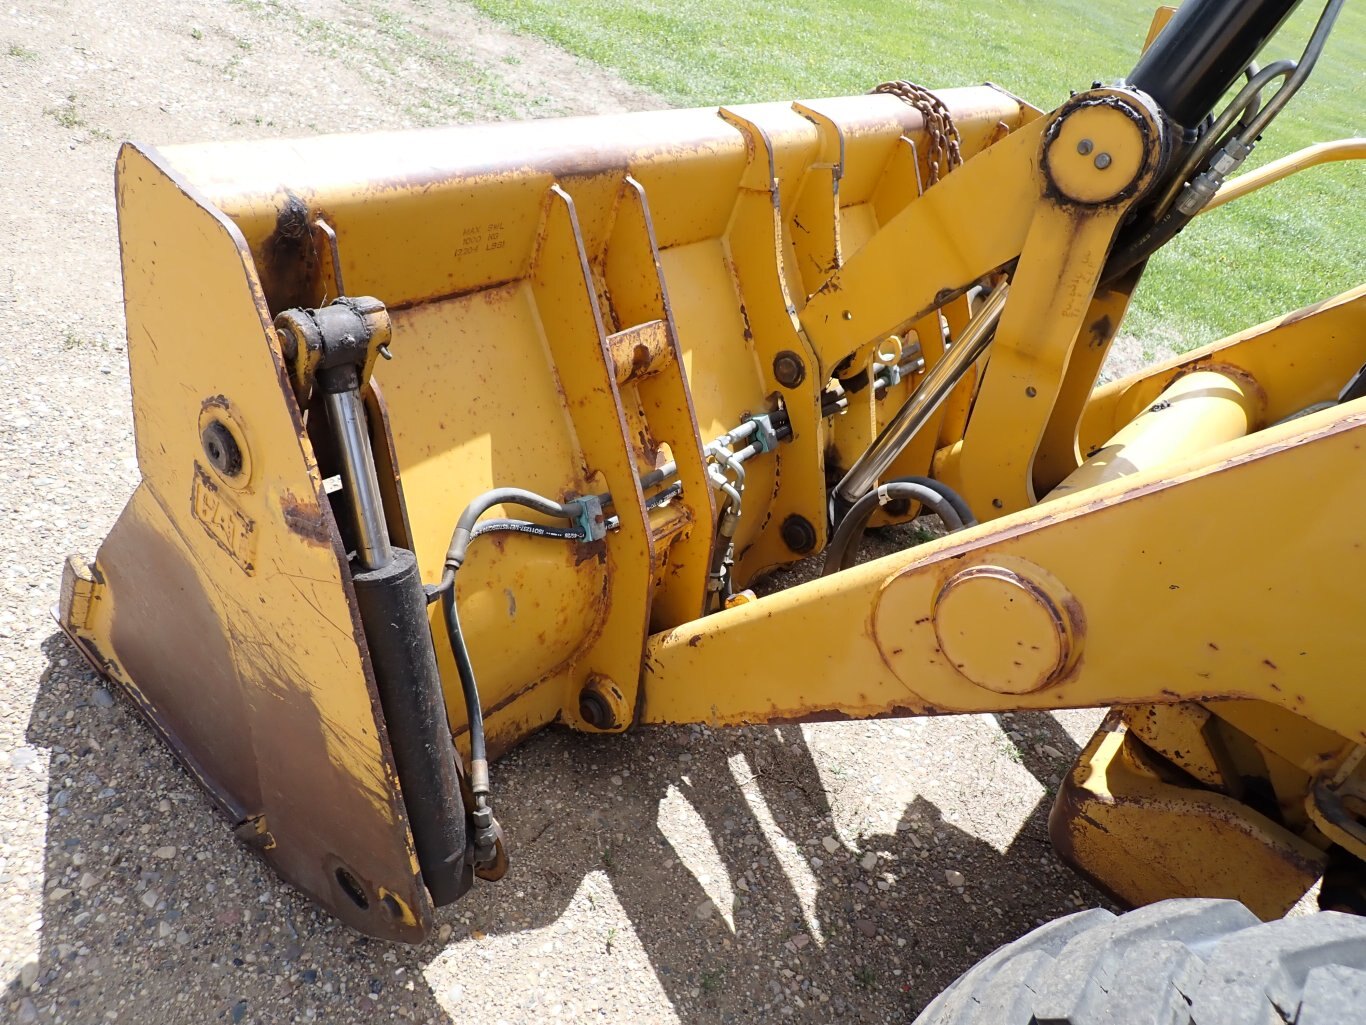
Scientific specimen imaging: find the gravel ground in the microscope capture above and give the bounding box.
[1,4,1117,1023]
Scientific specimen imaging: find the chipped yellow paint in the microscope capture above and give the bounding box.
[62,58,1366,941]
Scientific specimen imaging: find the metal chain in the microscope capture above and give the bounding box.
[871,80,964,186]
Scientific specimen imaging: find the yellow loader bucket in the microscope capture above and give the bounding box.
[58,88,1033,939]
[57,2,1366,942]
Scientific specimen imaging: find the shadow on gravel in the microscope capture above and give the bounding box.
[17,630,1098,1024]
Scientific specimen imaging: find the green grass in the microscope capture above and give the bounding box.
[226,0,529,122]
[44,93,85,129]
[347,0,530,120]
[466,0,1363,350]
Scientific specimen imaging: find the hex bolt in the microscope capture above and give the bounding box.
[1094,152,1112,170]
[772,350,807,389]
[780,514,818,554]
[1076,138,1094,155]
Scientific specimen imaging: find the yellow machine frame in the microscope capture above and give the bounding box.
[59,7,1366,940]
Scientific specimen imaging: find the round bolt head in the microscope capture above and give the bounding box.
[578,673,626,731]
[1044,98,1152,204]
[772,350,806,389]
[201,420,243,478]
[780,514,818,554]
[579,690,614,729]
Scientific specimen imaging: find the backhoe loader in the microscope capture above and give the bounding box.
[58,0,1366,1018]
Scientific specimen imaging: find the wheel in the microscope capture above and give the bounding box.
[912,898,1366,1025]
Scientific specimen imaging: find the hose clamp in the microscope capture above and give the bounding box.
[745,413,779,454]
[565,495,607,542]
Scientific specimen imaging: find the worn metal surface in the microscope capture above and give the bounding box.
[60,67,1366,941]
[642,381,1366,733]
[58,146,429,940]
[152,87,1029,755]
[1050,713,1326,919]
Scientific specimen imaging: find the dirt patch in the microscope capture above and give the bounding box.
[1,4,1110,1024]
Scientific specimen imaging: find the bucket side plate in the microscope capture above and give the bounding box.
[58,144,432,941]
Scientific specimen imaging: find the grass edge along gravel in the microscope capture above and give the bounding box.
[464,0,1364,352]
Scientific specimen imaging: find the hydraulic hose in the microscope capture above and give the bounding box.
[433,473,684,858]
[469,518,586,543]
[1108,64,1294,282]
[902,475,977,528]
[438,576,494,860]
[1149,59,1296,219]
[593,461,679,510]
[437,485,585,867]
[822,477,977,577]
[472,482,684,540]
[606,481,685,531]
[1108,0,1344,284]
[443,487,577,571]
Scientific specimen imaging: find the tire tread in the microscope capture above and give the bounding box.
[910,899,1366,1025]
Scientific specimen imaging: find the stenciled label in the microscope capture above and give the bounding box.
[191,463,257,574]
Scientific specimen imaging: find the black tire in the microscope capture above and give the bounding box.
[912,898,1366,1025]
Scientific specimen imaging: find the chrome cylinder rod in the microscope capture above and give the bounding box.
[835,284,1009,503]
[324,388,394,570]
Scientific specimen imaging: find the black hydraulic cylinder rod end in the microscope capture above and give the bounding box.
[1128,0,1303,129]
[352,547,471,906]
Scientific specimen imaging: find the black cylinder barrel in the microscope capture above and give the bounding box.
[1128,0,1303,129]
[352,547,470,906]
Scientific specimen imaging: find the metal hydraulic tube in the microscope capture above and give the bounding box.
[835,285,1008,504]
[1206,138,1366,211]
[324,388,394,570]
